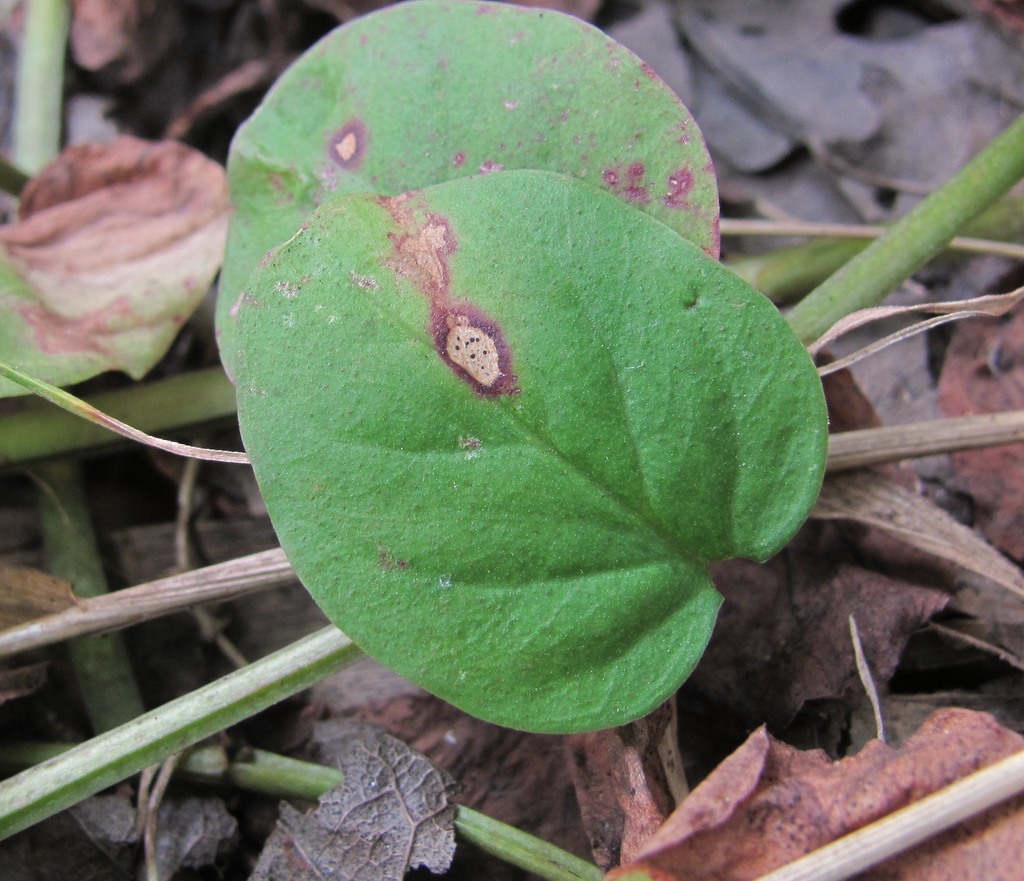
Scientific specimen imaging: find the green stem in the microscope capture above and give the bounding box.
[0,367,238,472]
[13,0,70,171]
[728,196,1024,305]
[0,626,361,841]
[34,459,145,732]
[455,806,604,881]
[0,741,603,881]
[785,113,1024,344]
[0,155,31,196]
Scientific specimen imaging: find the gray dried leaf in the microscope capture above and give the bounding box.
[251,721,456,881]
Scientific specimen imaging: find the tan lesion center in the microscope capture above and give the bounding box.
[335,132,358,162]
[445,315,501,387]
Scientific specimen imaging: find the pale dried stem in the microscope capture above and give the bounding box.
[0,548,295,658]
[827,411,1024,472]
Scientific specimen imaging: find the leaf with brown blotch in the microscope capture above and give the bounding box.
[0,136,228,397]
[938,302,1024,560]
[250,721,456,881]
[609,708,1024,881]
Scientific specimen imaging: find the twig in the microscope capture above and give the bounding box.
[0,548,296,658]
[827,411,1024,472]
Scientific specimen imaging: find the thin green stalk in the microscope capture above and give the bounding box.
[786,113,1024,344]
[0,626,361,841]
[455,806,604,881]
[13,0,70,171]
[0,741,603,881]
[727,196,1024,305]
[0,155,30,196]
[34,458,145,732]
[0,367,238,471]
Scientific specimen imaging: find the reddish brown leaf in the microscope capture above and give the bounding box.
[567,706,676,870]
[610,708,1024,881]
[938,305,1024,560]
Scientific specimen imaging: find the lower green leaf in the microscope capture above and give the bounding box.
[235,170,827,732]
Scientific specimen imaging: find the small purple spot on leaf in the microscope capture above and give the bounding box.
[453,151,467,167]
[664,167,695,209]
[328,119,368,170]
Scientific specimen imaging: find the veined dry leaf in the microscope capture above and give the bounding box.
[0,793,236,880]
[0,563,76,631]
[609,708,1024,881]
[0,136,228,397]
[813,470,1024,600]
[251,721,455,881]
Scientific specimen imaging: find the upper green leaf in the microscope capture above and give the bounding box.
[218,0,719,378]
[234,170,827,733]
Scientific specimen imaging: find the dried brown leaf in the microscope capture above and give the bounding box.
[0,563,76,631]
[316,683,592,879]
[0,661,48,705]
[938,301,1024,559]
[611,708,1024,881]
[0,793,236,880]
[813,470,1024,600]
[567,706,675,869]
[810,287,1024,360]
[685,520,949,734]
[70,0,182,82]
[251,721,455,881]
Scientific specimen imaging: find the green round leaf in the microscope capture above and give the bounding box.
[219,0,718,378]
[235,170,826,733]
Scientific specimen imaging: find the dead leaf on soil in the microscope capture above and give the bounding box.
[692,520,950,735]
[0,661,48,705]
[813,470,1024,600]
[0,563,76,630]
[0,792,237,881]
[70,0,182,83]
[938,302,1024,560]
[251,720,456,881]
[0,135,228,397]
[609,707,1024,881]
[314,678,593,880]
